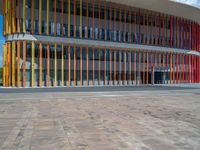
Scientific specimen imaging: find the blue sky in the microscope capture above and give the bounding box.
[0,15,4,67]
[172,0,200,8]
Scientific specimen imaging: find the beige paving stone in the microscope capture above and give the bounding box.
[0,90,199,150]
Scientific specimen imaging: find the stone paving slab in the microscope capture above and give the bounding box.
[0,90,199,150]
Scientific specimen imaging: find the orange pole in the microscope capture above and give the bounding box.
[17,41,20,87]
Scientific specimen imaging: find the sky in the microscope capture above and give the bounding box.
[172,0,200,8]
[0,1,200,67]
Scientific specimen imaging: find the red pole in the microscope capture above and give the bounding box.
[166,52,168,83]
[176,53,178,83]
[182,54,184,83]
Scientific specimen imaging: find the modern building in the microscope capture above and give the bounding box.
[1,0,200,87]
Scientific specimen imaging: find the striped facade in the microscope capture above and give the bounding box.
[2,0,200,87]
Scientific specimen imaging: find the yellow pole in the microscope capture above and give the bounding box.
[12,41,16,87]
[39,0,42,34]
[32,42,35,87]
[68,0,70,37]
[61,44,64,86]
[47,0,49,35]
[54,44,57,86]
[23,0,26,33]
[3,44,6,87]
[39,43,42,87]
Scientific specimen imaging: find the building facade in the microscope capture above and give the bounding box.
[2,0,200,87]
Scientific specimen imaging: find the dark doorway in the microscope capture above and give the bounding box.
[154,72,162,84]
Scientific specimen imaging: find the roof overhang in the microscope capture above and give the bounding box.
[106,0,200,23]
[0,0,199,23]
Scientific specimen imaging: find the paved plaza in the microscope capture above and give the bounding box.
[0,87,200,150]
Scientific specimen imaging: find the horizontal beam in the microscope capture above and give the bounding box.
[6,33,200,56]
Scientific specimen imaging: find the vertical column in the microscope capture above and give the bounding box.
[86,47,89,85]
[119,50,121,85]
[170,16,173,47]
[104,1,107,40]
[12,41,16,87]
[173,53,175,83]
[31,42,35,87]
[74,0,76,37]
[134,50,136,85]
[170,52,172,84]
[61,0,64,36]
[98,48,100,85]
[8,42,11,86]
[3,0,5,35]
[3,45,6,86]
[162,14,165,46]
[92,47,94,85]
[150,11,153,45]
[86,0,88,38]
[32,0,35,34]
[138,51,141,85]
[61,44,64,86]
[98,0,100,40]
[110,49,112,84]
[92,0,94,39]
[74,46,76,86]
[182,54,185,83]
[54,44,57,86]
[68,0,70,37]
[39,0,42,34]
[80,47,83,86]
[80,0,82,38]
[17,42,20,87]
[39,43,42,87]
[23,0,26,33]
[114,50,116,85]
[166,52,168,84]
[23,42,26,87]
[12,0,16,33]
[109,4,112,41]
[166,15,168,46]
[124,51,126,83]
[186,54,189,83]
[68,45,71,86]
[17,0,20,33]
[129,50,132,83]
[47,44,50,86]
[8,0,11,34]
[154,13,157,45]
[176,53,178,84]
[104,48,107,85]
[54,0,56,36]
[143,51,145,84]
[47,0,49,35]
[179,53,182,83]
[146,52,149,84]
